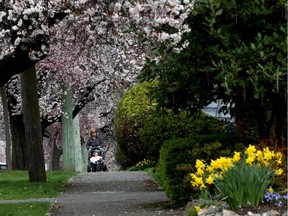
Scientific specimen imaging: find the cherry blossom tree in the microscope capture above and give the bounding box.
[0,0,84,180]
[1,0,195,179]
[5,30,148,171]
[1,0,194,85]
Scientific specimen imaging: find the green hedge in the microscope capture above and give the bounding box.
[159,133,256,207]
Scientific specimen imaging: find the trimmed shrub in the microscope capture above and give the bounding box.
[140,110,225,163]
[114,81,156,168]
[158,134,256,207]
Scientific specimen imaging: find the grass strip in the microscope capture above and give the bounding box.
[0,170,76,200]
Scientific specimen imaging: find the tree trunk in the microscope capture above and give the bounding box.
[9,114,27,170]
[51,136,62,171]
[20,65,46,182]
[61,84,75,171]
[0,86,12,170]
[74,114,83,172]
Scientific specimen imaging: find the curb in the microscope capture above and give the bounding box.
[0,198,56,204]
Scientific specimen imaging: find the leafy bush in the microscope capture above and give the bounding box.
[186,206,198,216]
[115,81,156,168]
[140,111,225,163]
[128,159,157,171]
[145,167,163,187]
[158,134,256,207]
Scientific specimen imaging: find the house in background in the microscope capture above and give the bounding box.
[202,100,235,122]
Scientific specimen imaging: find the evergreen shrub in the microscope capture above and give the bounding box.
[115,81,156,168]
[158,134,256,207]
[140,111,224,163]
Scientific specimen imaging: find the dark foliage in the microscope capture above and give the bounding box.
[158,134,256,207]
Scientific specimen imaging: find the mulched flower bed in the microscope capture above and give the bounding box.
[233,202,288,215]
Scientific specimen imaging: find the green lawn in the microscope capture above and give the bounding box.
[0,202,51,216]
[0,171,76,216]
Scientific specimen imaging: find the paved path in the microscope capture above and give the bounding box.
[49,171,185,216]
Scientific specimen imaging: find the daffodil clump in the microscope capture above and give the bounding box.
[190,145,284,209]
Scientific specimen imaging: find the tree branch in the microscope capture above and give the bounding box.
[72,79,106,118]
[0,9,70,87]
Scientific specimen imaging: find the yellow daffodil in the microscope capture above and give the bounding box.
[191,181,198,187]
[190,173,205,188]
[190,173,198,180]
[275,152,283,165]
[200,183,206,189]
[276,158,282,165]
[220,157,233,167]
[195,176,204,185]
[263,147,275,161]
[206,165,214,172]
[246,156,255,165]
[206,175,214,184]
[211,157,233,171]
[233,151,241,163]
[195,159,205,170]
[190,174,200,187]
[275,168,283,176]
[245,144,257,155]
[213,173,223,180]
[210,159,221,170]
[256,150,263,162]
[195,206,201,212]
[267,187,273,193]
[261,160,269,167]
[196,168,204,176]
[276,152,283,160]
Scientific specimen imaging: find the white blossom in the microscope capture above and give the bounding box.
[12,25,19,31]
[14,37,22,46]
[114,3,122,12]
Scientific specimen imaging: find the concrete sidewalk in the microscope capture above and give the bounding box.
[48,171,185,216]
